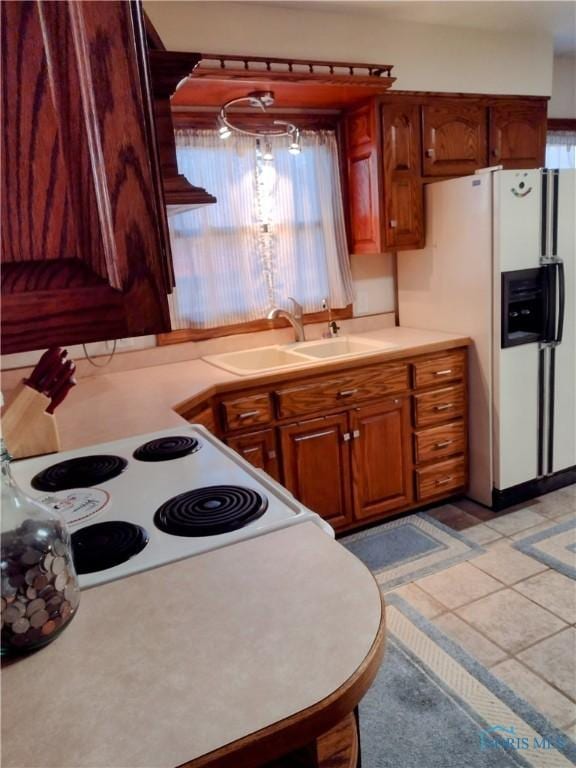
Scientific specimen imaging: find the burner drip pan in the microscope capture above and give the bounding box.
[133,435,200,462]
[31,455,128,492]
[71,521,149,574]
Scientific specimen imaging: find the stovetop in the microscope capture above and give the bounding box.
[12,426,332,589]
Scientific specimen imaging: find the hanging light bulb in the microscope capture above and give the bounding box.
[262,140,274,161]
[217,116,231,140]
[288,129,301,155]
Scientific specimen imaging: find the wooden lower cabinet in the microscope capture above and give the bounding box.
[226,428,280,482]
[350,398,413,521]
[280,415,353,529]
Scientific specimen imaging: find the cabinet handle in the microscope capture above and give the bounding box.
[343,432,351,442]
[295,429,334,442]
[436,476,454,486]
[352,429,361,439]
[389,219,397,228]
[268,450,276,460]
[426,148,435,158]
[435,440,453,449]
[434,403,454,411]
[242,447,260,455]
[492,147,500,158]
[434,369,453,376]
[338,388,358,398]
[238,410,260,420]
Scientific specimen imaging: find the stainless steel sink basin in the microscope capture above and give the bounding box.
[203,336,397,375]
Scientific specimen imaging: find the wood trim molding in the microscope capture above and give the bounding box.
[548,118,576,131]
[178,592,386,768]
[157,306,353,346]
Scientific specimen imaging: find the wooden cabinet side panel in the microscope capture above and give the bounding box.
[344,103,382,254]
[1,1,171,353]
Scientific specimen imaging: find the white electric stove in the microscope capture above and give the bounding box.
[11,426,333,589]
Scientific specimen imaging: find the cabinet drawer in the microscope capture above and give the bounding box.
[416,457,466,500]
[221,394,273,431]
[413,384,465,428]
[413,351,465,389]
[276,364,409,419]
[414,421,465,463]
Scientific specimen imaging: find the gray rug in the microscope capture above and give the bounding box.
[341,511,484,590]
[360,595,576,768]
[512,519,576,579]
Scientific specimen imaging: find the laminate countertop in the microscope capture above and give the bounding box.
[17,326,470,452]
[1,522,384,768]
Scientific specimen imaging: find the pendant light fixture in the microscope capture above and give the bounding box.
[218,91,302,158]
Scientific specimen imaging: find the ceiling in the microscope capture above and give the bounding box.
[266,1,576,54]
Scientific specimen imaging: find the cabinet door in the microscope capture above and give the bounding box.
[489,102,547,169]
[344,102,382,254]
[382,104,423,249]
[279,415,353,529]
[350,398,413,520]
[422,104,487,176]
[226,429,280,482]
[1,1,171,353]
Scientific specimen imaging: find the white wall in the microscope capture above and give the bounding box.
[145,1,554,96]
[549,56,576,118]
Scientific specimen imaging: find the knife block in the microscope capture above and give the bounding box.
[1,382,61,459]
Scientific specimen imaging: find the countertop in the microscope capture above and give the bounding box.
[33,326,470,451]
[1,523,383,768]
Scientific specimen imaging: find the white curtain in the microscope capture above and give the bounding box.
[546,131,576,169]
[168,129,353,329]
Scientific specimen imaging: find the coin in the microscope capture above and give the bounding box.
[51,557,65,575]
[26,598,46,617]
[41,620,56,636]
[30,609,50,629]
[46,595,63,611]
[4,604,25,623]
[25,587,37,601]
[25,567,40,586]
[40,554,54,573]
[12,617,30,634]
[21,548,42,566]
[54,572,68,592]
[53,540,67,557]
[0,597,6,612]
[59,602,71,621]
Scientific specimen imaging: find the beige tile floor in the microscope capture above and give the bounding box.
[388,486,576,733]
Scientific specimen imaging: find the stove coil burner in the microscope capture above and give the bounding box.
[71,521,149,574]
[31,455,128,492]
[154,486,268,537]
[133,435,200,462]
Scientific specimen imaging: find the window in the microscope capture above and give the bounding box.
[168,129,353,330]
[546,130,576,169]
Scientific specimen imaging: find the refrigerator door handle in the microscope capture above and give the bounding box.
[555,261,565,344]
[542,264,557,343]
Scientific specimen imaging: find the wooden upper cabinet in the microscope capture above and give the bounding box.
[279,415,353,529]
[350,397,413,520]
[1,1,172,353]
[381,104,423,249]
[344,103,382,254]
[489,101,547,169]
[421,103,487,176]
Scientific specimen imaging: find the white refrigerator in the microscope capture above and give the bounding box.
[397,168,575,509]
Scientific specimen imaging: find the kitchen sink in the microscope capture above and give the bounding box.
[294,336,396,359]
[204,336,397,375]
[202,346,311,374]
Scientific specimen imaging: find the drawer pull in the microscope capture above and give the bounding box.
[238,410,261,420]
[434,369,453,376]
[434,403,454,411]
[435,440,453,449]
[436,476,454,485]
[352,429,361,439]
[295,429,334,442]
[338,388,358,398]
[243,447,260,455]
[343,432,351,442]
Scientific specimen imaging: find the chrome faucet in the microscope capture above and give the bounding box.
[267,297,305,342]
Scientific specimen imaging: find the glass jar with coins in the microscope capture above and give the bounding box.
[1,438,81,657]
